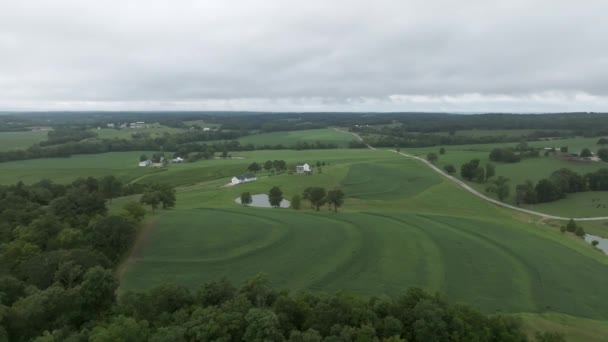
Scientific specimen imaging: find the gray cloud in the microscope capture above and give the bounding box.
[1,0,608,111]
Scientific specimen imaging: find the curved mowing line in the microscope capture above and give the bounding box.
[417,214,544,310]
[298,214,368,290]
[145,208,293,263]
[361,212,446,291]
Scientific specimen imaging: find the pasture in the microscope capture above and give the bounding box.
[212,128,356,148]
[90,124,186,140]
[121,152,608,320]
[0,130,49,151]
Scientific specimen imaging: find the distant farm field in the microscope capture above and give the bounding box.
[219,128,355,147]
[121,152,608,320]
[0,130,49,151]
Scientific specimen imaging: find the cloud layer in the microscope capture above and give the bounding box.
[1,0,607,112]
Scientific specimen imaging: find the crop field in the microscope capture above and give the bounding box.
[0,130,49,151]
[214,128,355,147]
[120,151,608,321]
[0,151,161,184]
[434,129,570,137]
[90,124,186,140]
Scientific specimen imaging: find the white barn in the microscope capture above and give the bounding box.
[231,173,257,185]
[296,163,311,173]
[139,160,151,167]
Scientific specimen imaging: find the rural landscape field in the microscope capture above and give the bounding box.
[3,112,608,340]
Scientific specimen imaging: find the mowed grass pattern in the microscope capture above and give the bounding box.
[122,154,608,319]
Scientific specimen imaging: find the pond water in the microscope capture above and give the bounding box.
[585,234,608,254]
[234,194,290,208]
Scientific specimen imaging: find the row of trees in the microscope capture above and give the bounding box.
[460,159,496,183]
[247,160,288,173]
[516,168,608,205]
[13,274,561,341]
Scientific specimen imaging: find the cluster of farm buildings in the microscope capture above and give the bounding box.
[231,162,312,185]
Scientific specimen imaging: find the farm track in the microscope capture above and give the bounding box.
[334,128,608,221]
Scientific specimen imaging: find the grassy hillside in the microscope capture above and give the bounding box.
[120,152,608,320]
[0,130,49,151]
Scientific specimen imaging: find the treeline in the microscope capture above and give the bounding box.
[516,168,608,205]
[489,143,541,163]
[39,127,97,147]
[3,274,561,341]
[356,132,559,149]
[0,178,176,341]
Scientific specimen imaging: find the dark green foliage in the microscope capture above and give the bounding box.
[460,159,481,180]
[485,163,495,179]
[560,146,568,153]
[486,176,510,201]
[439,147,445,155]
[241,192,253,205]
[426,152,438,163]
[580,148,592,157]
[87,216,137,262]
[575,226,586,237]
[291,195,302,210]
[566,219,577,233]
[140,183,176,212]
[444,164,456,174]
[489,148,522,163]
[592,240,599,247]
[597,148,608,162]
[597,138,608,145]
[248,162,261,173]
[306,187,327,211]
[122,201,147,222]
[535,331,566,342]
[99,175,123,202]
[268,187,284,208]
[535,179,563,203]
[326,189,345,212]
[264,160,273,171]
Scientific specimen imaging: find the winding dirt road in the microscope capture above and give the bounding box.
[335,128,608,221]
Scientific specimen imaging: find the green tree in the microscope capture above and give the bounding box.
[460,159,480,180]
[485,163,495,179]
[241,192,253,206]
[307,187,327,211]
[592,240,599,247]
[535,179,562,203]
[426,153,438,163]
[575,226,586,237]
[486,176,510,201]
[566,218,577,233]
[263,160,273,172]
[515,180,537,205]
[534,331,566,342]
[474,166,485,183]
[291,195,302,210]
[443,164,456,174]
[140,191,160,213]
[99,175,122,202]
[439,147,445,155]
[597,148,608,162]
[326,189,345,212]
[122,201,146,222]
[247,162,261,173]
[139,154,148,162]
[89,315,149,342]
[268,187,283,208]
[580,148,592,157]
[243,308,283,342]
[86,216,136,262]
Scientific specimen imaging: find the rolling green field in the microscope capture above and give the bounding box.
[90,124,186,140]
[211,128,355,147]
[120,150,608,324]
[402,139,608,218]
[0,130,49,151]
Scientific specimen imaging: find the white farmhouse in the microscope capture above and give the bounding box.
[296,163,311,174]
[231,173,257,185]
[203,127,211,131]
[139,160,151,167]
[171,157,184,163]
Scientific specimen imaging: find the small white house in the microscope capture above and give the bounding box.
[296,163,311,174]
[139,160,151,167]
[231,173,257,185]
[171,157,184,163]
[203,127,211,131]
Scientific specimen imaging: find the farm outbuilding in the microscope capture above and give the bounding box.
[231,173,257,185]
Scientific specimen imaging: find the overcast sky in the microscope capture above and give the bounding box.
[1,0,607,112]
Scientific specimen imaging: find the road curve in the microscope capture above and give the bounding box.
[334,128,608,221]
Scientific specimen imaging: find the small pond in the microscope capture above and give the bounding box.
[234,194,290,208]
[585,234,608,254]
